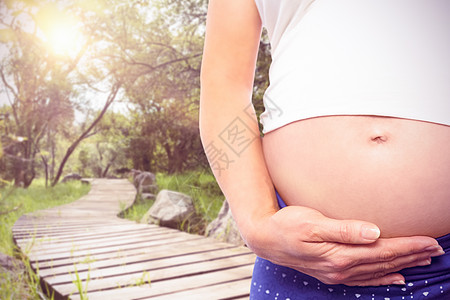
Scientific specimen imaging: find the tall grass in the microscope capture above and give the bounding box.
[0,179,91,300]
[121,193,155,223]
[0,179,91,255]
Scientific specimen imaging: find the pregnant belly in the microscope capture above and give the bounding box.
[262,116,450,238]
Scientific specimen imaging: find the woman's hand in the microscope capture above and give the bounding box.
[246,205,444,286]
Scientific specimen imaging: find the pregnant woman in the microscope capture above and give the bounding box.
[199,0,449,299]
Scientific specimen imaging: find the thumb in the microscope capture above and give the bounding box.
[311,216,381,244]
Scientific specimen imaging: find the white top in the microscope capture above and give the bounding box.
[254,0,450,133]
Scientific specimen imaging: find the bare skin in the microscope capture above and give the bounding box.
[263,116,450,238]
[199,0,444,287]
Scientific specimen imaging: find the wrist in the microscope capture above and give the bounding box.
[237,207,277,255]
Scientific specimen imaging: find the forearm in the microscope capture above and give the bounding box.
[199,83,278,244]
[199,0,278,246]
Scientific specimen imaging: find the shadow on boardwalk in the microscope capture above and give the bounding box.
[12,179,255,300]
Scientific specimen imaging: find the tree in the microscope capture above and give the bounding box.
[0,2,79,186]
[108,0,207,173]
[0,0,126,186]
[73,111,131,178]
[1,0,270,184]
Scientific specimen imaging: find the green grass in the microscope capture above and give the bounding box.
[121,193,155,223]
[0,179,91,300]
[123,170,224,234]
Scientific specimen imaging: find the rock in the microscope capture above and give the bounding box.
[61,173,82,183]
[141,190,195,229]
[136,171,156,185]
[131,170,158,193]
[0,253,24,272]
[131,169,142,187]
[206,200,244,246]
[140,183,158,194]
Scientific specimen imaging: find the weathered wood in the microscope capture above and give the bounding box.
[16,226,167,247]
[12,179,255,299]
[37,241,239,277]
[25,230,183,256]
[69,266,253,300]
[33,238,236,270]
[50,252,254,296]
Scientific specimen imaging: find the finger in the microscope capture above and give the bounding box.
[292,248,441,286]
[327,237,442,268]
[344,250,438,282]
[344,273,406,287]
[307,216,381,244]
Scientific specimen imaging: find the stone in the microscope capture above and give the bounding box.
[131,169,142,187]
[61,173,82,183]
[0,253,24,272]
[206,200,244,246]
[132,171,158,193]
[136,171,156,186]
[141,190,196,229]
[139,183,158,194]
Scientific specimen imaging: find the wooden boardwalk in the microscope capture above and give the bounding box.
[12,179,256,300]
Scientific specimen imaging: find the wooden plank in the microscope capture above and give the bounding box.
[69,265,253,300]
[12,219,122,228]
[14,223,161,242]
[16,225,166,247]
[37,240,239,277]
[12,179,256,300]
[45,248,253,285]
[51,253,255,296]
[23,229,182,255]
[14,226,138,242]
[33,238,236,270]
[13,216,132,227]
[70,266,251,300]
[13,222,139,237]
[28,233,204,262]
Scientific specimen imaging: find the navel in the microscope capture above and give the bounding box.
[370,135,389,144]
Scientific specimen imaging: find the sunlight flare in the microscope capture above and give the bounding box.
[36,5,85,57]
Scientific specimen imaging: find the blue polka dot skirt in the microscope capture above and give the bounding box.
[250,193,450,300]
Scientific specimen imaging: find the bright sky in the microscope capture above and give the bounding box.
[0,2,127,120]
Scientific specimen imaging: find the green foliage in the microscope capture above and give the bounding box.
[0,179,89,300]
[156,170,224,232]
[0,0,270,183]
[121,193,155,223]
[73,111,132,178]
[0,180,90,255]
[71,266,90,300]
[0,0,84,187]
[0,255,55,300]
[253,29,272,125]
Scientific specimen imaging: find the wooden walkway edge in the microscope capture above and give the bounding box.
[12,179,255,300]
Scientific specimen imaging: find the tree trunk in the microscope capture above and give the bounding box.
[51,83,121,186]
[41,155,49,188]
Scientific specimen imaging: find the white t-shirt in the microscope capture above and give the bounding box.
[254,0,450,133]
